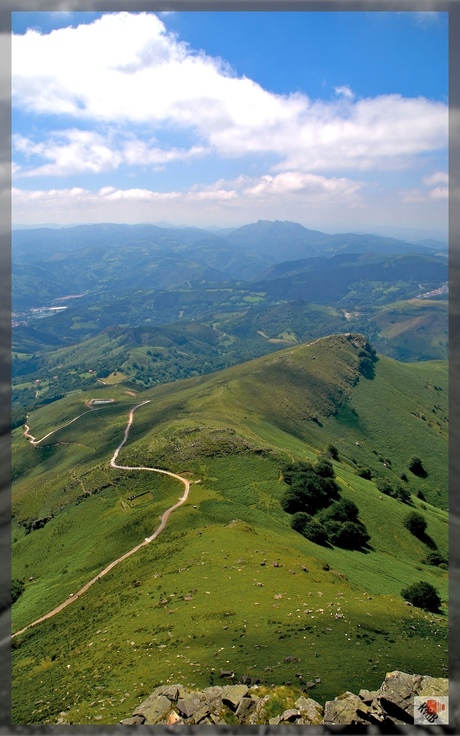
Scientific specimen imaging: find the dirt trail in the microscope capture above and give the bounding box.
[12,401,192,639]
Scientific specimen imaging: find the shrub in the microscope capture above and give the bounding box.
[12,579,25,604]
[290,512,312,534]
[376,478,396,497]
[403,511,427,537]
[417,489,426,501]
[395,485,411,503]
[314,458,335,478]
[356,466,372,480]
[319,498,359,524]
[425,552,447,567]
[326,444,339,460]
[401,581,441,612]
[400,473,408,483]
[302,521,329,546]
[281,461,340,514]
[408,456,426,477]
[324,520,370,549]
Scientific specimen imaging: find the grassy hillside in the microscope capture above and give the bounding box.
[12,334,448,724]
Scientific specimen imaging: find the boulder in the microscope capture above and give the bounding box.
[295,696,324,724]
[119,716,146,725]
[176,691,206,718]
[376,670,423,722]
[236,696,256,720]
[279,708,301,722]
[323,691,371,725]
[221,684,249,709]
[134,694,171,723]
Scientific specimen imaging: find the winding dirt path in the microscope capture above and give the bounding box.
[12,401,192,639]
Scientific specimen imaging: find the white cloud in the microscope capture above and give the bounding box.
[12,12,448,177]
[334,85,354,100]
[422,171,448,186]
[430,186,448,199]
[13,129,207,177]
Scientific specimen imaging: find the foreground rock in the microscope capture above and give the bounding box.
[119,671,448,726]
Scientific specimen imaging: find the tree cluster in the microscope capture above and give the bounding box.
[401,581,441,613]
[282,460,370,550]
[376,478,411,503]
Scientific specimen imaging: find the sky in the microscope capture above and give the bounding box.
[11,10,448,234]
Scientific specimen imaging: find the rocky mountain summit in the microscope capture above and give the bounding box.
[119,670,448,726]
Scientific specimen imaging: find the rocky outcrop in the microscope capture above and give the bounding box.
[120,670,448,726]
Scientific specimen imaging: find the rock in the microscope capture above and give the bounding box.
[134,694,172,723]
[295,696,323,724]
[176,691,205,718]
[219,669,234,678]
[418,675,449,698]
[236,696,256,720]
[203,685,224,700]
[376,670,423,722]
[359,688,378,704]
[279,708,301,722]
[284,655,299,663]
[323,692,371,725]
[186,704,211,724]
[161,684,180,701]
[305,681,315,689]
[221,684,249,709]
[119,715,146,725]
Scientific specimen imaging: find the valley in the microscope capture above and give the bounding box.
[11,220,448,724]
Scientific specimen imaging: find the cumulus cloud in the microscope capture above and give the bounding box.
[12,12,447,177]
[422,171,448,186]
[13,129,207,177]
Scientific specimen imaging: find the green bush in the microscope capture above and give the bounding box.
[408,456,426,477]
[319,498,359,524]
[324,520,370,549]
[302,520,329,546]
[326,444,339,460]
[281,461,340,514]
[395,485,411,503]
[314,458,335,478]
[403,511,427,537]
[290,512,312,533]
[425,552,447,567]
[401,581,441,612]
[12,578,25,604]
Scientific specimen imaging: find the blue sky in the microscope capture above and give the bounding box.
[12,10,448,233]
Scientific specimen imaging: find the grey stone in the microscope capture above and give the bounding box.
[376,670,423,720]
[280,708,301,722]
[359,688,378,704]
[119,716,146,725]
[161,684,180,701]
[323,691,371,725]
[236,696,255,720]
[187,704,211,724]
[418,675,449,698]
[295,696,324,724]
[135,694,172,723]
[176,691,205,718]
[221,684,249,709]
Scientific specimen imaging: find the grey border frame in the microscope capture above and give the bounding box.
[1,2,458,733]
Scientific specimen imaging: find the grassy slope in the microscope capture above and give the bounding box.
[12,335,448,724]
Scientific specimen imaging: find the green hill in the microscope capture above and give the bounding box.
[11,334,448,724]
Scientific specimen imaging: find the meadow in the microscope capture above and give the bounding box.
[11,334,448,724]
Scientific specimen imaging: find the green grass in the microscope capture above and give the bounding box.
[12,335,448,724]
